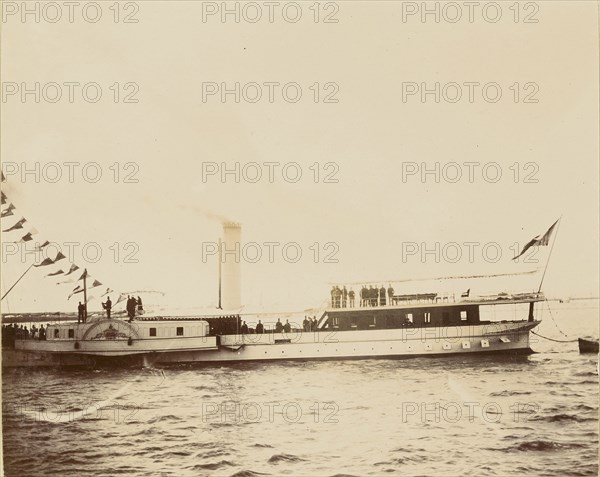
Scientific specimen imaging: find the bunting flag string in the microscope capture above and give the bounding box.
[64,264,79,276]
[2,217,26,232]
[36,240,50,251]
[1,203,15,218]
[20,232,34,242]
[45,269,64,277]
[1,188,120,303]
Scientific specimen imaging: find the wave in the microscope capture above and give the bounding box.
[267,453,307,464]
[230,471,270,477]
[491,440,587,452]
[489,390,532,397]
[188,460,236,471]
[531,413,597,423]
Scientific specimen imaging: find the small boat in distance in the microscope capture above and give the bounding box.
[578,337,599,354]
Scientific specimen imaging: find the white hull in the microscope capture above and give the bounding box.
[3,321,537,367]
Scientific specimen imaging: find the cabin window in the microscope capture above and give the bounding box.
[68,329,74,339]
[406,313,413,323]
[54,329,60,339]
[149,328,156,337]
[460,311,467,321]
[424,312,431,323]
[176,327,184,336]
[332,317,339,328]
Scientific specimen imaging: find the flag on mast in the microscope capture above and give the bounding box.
[512,220,560,260]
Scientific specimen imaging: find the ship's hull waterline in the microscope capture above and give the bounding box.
[3,321,538,367]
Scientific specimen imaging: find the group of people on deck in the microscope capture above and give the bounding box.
[239,316,319,334]
[75,295,143,323]
[2,323,48,345]
[331,285,395,308]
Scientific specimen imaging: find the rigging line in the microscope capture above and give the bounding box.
[544,299,570,338]
[531,330,578,343]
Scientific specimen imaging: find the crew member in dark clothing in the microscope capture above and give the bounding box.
[77,301,85,323]
[102,297,112,319]
[275,319,283,333]
[303,316,310,332]
[39,325,46,340]
[241,321,249,334]
[137,296,143,312]
[387,284,394,306]
[342,286,348,308]
[126,296,136,322]
[283,320,291,333]
[312,316,318,331]
[256,320,264,334]
[348,288,355,307]
[380,286,386,306]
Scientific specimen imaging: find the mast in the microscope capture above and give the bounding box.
[83,268,88,321]
[217,238,222,309]
[538,217,561,293]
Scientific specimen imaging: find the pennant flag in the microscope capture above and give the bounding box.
[102,287,115,297]
[45,269,64,277]
[1,203,15,218]
[34,257,55,267]
[20,232,34,242]
[56,277,75,285]
[1,191,6,205]
[513,220,560,260]
[64,264,79,276]
[115,294,127,306]
[54,252,66,263]
[77,270,89,281]
[89,279,102,289]
[35,240,50,251]
[2,217,26,232]
[68,285,85,299]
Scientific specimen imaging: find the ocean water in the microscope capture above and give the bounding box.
[2,300,598,477]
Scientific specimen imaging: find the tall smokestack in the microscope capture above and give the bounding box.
[221,222,242,310]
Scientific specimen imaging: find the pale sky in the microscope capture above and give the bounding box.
[1,1,598,313]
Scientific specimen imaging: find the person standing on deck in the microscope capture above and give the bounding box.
[241,321,248,334]
[387,284,394,306]
[348,288,355,307]
[256,320,264,334]
[77,302,85,323]
[283,320,291,333]
[342,286,348,308]
[379,285,386,306]
[102,297,112,319]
